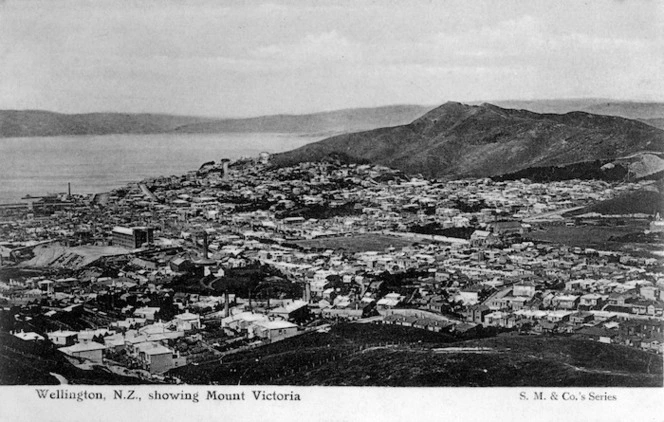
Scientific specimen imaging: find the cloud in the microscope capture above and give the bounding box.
[1,0,662,115]
[252,31,362,66]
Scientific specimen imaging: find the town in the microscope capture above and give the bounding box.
[0,154,662,383]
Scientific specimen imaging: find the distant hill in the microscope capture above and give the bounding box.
[272,102,664,179]
[641,118,664,130]
[485,99,664,120]
[0,105,431,138]
[0,110,210,138]
[170,104,431,136]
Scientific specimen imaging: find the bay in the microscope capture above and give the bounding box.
[0,132,322,203]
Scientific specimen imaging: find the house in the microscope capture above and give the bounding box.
[427,295,448,313]
[456,285,483,305]
[110,318,147,330]
[135,342,179,374]
[377,293,405,309]
[552,295,580,310]
[470,230,500,247]
[173,312,202,331]
[579,293,605,309]
[569,311,594,324]
[383,313,409,325]
[640,285,660,301]
[252,320,298,342]
[222,312,267,333]
[646,301,664,317]
[619,319,663,338]
[59,342,106,363]
[13,331,44,342]
[170,257,194,273]
[322,307,364,320]
[134,306,160,321]
[77,329,113,343]
[547,310,573,323]
[464,304,490,324]
[575,326,620,344]
[268,300,309,323]
[138,322,184,341]
[47,330,78,346]
[640,334,664,353]
[513,282,536,298]
[534,320,558,333]
[322,301,375,320]
[608,292,636,306]
[484,287,513,310]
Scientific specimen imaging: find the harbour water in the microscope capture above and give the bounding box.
[0,132,321,203]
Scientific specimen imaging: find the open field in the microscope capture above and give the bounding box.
[527,222,653,251]
[169,324,662,387]
[292,234,421,253]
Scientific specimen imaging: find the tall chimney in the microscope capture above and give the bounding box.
[202,232,209,259]
[224,291,229,317]
[222,160,230,180]
[304,282,311,303]
[68,183,71,197]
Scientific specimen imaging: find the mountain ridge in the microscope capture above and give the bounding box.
[271,102,664,179]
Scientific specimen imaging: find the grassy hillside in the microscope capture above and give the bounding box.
[169,324,662,387]
[566,188,664,216]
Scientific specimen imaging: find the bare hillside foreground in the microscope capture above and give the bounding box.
[169,324,662,387]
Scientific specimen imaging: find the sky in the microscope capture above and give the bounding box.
[0,0,662,117]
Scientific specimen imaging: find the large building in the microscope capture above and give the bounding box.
[112,226,154,249]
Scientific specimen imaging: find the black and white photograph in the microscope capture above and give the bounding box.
[0,1,662,421]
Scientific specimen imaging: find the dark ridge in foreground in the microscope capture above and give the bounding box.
[272,102,664,180]
[169,324,662,387]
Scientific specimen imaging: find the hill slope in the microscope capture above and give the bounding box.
[169,324,662,387]
[567,187,664,217]
[272,102,664,179]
